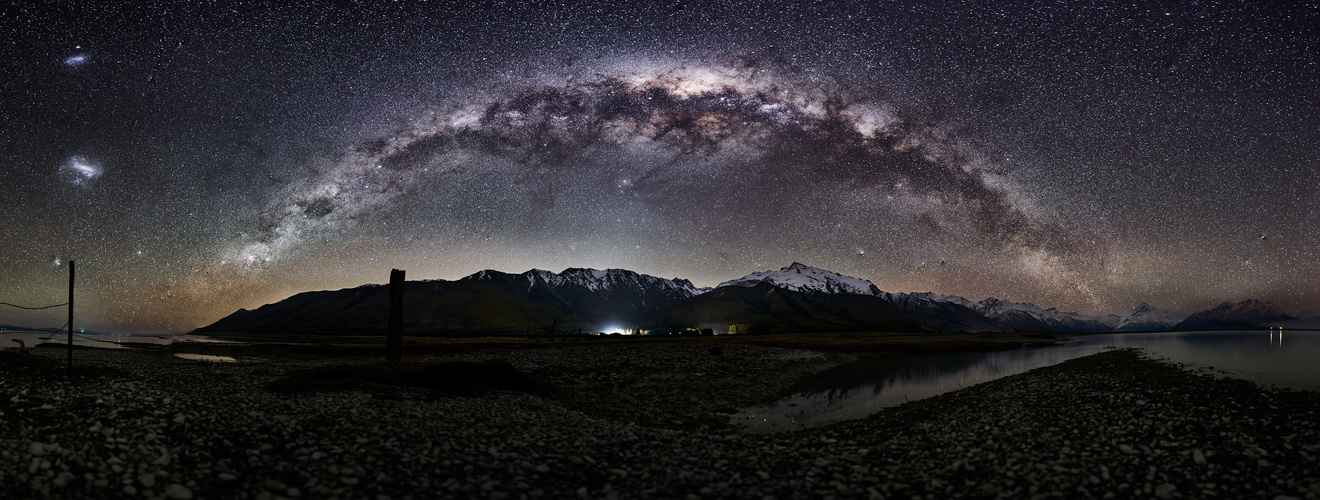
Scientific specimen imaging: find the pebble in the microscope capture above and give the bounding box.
[1155,483,1176,498]
[1,345,1316,500]
[164,483,193,499]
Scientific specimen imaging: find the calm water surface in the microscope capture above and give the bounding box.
[733,330,1320,432]
[0,330,223,349]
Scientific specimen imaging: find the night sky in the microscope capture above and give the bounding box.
[3,1,1317,333]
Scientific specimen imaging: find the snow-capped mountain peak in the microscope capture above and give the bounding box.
[1191,300,1293,322]
[1174,299,1296,330]
[464,267,707,297]
[904,293,1119,331]
[716,262,882,296]
[975,297,1119,328]
[1115,302,1183,331]
[1224,299,1290,317]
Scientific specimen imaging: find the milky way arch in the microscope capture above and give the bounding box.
[221,61,1091,288]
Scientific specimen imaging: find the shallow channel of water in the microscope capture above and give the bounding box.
[0,330,224,349]
[732,330,1320,433]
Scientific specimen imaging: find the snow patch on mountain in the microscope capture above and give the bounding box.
[717,262,882,296]
[719,263,1118,332]
[1175,299,1295,330]
[975,297,1115,326]
[465,267,707,297]
[907,294,1119,331]
[1115,303,1183,331]
[883,291,979,309]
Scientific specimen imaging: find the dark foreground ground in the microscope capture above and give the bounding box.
[2,341,1318,499]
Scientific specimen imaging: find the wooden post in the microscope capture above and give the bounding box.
[386,269,404,362]
[67,260,75,378]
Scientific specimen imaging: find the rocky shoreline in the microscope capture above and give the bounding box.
[2,343,1318,499]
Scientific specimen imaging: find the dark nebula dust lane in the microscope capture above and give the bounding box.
[2,2,1317,332]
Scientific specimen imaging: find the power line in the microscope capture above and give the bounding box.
[0,301,69,310]
[73,333,126,345]
[36,323,70,343]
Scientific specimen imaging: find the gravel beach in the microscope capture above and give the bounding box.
[3,342,1318,499]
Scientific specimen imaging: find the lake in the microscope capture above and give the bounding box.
[0,330,223,349]
[732,330,1320,432]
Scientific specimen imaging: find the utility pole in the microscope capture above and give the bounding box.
[387,269,404,362]
[67,260,74,378]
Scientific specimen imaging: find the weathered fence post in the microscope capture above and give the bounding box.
[387,269,404,362]
[67,260,75,378]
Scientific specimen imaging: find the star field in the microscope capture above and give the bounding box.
[2,1,1317,332]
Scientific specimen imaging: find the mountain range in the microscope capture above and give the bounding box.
[1172,300,1295,330]
[195,262,1308,335]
